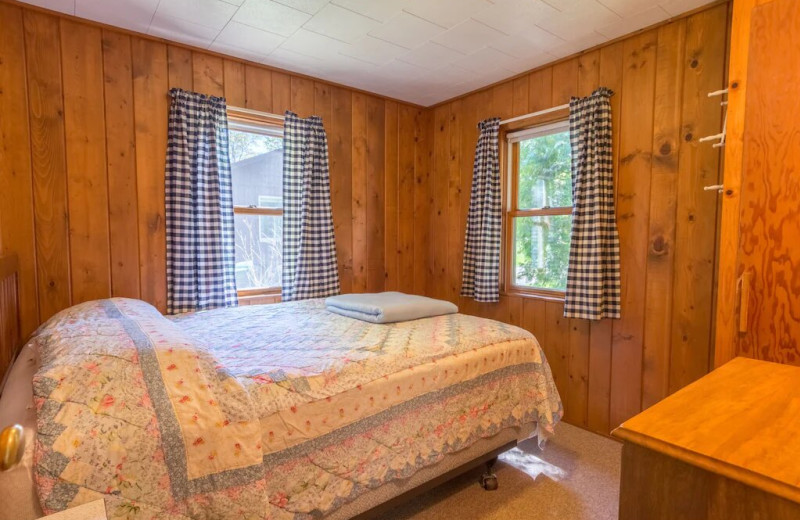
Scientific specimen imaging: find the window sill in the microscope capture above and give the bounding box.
[501,288,566,303]
[238,287,280,296]
[237,289,281,305]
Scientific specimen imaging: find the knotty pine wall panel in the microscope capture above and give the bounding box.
[0,3,38,338]
[426,3,729,434]
[0,2,429,336]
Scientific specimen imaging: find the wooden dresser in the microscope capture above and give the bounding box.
[613,357,800,519]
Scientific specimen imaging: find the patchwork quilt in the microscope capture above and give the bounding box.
[32,298,562,519]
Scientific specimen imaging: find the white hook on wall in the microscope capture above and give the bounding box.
[699,88,729,149]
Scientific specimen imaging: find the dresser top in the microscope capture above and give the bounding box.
[614,357,800,504]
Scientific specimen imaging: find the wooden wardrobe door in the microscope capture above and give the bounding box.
[735,0,800,364]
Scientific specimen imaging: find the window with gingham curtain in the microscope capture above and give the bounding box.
[564,87,621,320]
[165,88,238,314]
[281,111,340,301]
[461,117,502,303]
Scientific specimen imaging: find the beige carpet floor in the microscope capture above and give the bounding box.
[384,422,622,520]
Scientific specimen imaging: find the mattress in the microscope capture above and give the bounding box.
[2,298,562,519]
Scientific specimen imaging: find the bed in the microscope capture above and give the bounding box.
[0,257,562,520]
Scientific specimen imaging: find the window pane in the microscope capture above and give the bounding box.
[229,129,283,208]
[517,131,572,210]
[513,215,571,290]
[234,213,282,290]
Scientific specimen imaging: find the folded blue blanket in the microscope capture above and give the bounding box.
[325,292,458,324]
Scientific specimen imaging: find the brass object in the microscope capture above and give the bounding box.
[0,424,24,471]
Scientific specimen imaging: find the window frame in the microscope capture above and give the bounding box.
[227,107,285,298]
[502,118,572,299]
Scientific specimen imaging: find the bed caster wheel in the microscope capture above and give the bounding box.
[480,473,498,491]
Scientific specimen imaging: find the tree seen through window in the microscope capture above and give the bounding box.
[511,128,572,291]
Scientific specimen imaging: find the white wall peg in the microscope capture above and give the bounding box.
[699,88,728,148]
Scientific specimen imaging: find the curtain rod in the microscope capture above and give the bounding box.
[228,105,285,120]
[499,103,569,125]
[229,104,570,125]
[229,104,569,124]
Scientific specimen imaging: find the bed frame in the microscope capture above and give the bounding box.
[0,255,20,393]
[348,436,515,519]
[0,254,23,473]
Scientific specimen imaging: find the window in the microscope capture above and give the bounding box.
[228,111,284,295]
[506,120,572,295]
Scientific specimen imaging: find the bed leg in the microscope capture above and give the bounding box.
[480,457,499,491]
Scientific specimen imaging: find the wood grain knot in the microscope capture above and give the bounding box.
[659,142,671,156]
[690,59,699,68]
[651,236,668,256]
[684,133,693,142]
[148,214,163,232]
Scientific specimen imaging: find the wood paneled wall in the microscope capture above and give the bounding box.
[0,2,429,338]
[0,1,731,434]
[425,3,729,434]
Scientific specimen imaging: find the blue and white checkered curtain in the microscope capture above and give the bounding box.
[281,111,340,301]
[564,87,621,320]
[461,117,502,303]
[165,88,238,314]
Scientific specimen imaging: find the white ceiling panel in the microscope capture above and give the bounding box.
[233,0,311,37]
[309,54,381,79]
[279,28,349,59]
[155,0,237,31]
[74,0,155,33]
[329,0,405,22]
[302,4,380,43]
[273,0,328,15]
[538,0,582,11]
[490,31,563,59]
[266,47,327,74]
[368,11,444,49]
[432,19,506,55]
[659,0,708,16]
[536,0,621,40]
[399,42,465,70]
[403,0,491,29]
[508,52,560,75]
[473,0,558,35]
[596,5,670,39]
[453,47,519,74]
[597,0,663,16]
[148,13,221,47]
[340,35,408,65]
[429,65,474,86]
[22,0,719,106]
[547,31,609,59]
[377,59,427,82]
[214,21,285,54]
